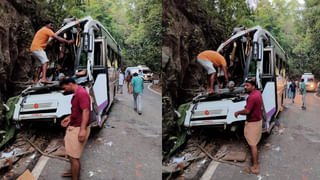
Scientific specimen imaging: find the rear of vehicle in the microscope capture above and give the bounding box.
[125,67,140,78]
[139,66,153,82]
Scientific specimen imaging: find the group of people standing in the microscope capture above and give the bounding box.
[286,79,306,109]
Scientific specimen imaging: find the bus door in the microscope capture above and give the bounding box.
[106,46,117,105]
[92,37,109,126]
[261,47,277,127]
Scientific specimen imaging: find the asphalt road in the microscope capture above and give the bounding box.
[36,83,162,180]
[209,92,320,180]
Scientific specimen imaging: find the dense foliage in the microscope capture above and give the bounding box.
[36,0,161,72]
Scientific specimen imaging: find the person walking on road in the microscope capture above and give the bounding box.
[60,78,91,180]
[197,50,229,94]
[289,80,297,103]
[30,20,74,84]
[118,71,124,94]
[126,71,133,93]
[287,79,292,99]
[131,73,144,115]
[234,78,262,174]
[300,79,307,109]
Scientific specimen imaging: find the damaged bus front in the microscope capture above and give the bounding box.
[13,17,121,127]
[184,26,288,132]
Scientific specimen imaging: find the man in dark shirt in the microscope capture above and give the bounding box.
[235,78,262,174]
[289,80,297,103]
[60,78,91,180]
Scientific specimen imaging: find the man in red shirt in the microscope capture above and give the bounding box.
[30,20,74,84]
[234,78,262,174]
[197,50,229,93]
[60,78,91,180]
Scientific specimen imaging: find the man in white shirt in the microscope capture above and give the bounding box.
[118,71,125,94]
[287,80,291,99]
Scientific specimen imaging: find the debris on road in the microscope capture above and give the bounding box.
[264,143,272,147]
[106,141,113,147]
[200,159,206,164]
[104,124,115,128]
[0,150,34,170]
[172,156,184,164]
[96,137,103,143]
[272,146,281,152]
[197,144,247,168]
[24,138,68,162]
[50,146,66,157]
[88,171,94,177]
[221,151,247,162]
[17,169,36,180]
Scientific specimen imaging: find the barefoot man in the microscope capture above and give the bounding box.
[30,20,74,84]
[60,78,91,180]
[197,50,229,93]
[234,78,262,174]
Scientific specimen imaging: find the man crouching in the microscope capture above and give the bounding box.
[234,78,262,174]
[60,78,91,180]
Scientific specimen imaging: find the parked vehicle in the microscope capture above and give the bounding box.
[184,26,288,133]
[137,65,153,82]
[301,73,316,91]
[125,67,140,78]
[13,16,121,128]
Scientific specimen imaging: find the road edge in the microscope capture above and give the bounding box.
[31,156,50,179]
[147,84,161,96]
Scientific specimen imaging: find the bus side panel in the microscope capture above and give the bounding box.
[108,68,117,105]
[262,82,277,123]
[93,74,109,124]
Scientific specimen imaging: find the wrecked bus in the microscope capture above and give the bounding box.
[184,26,288,133]
[12,16,121,128]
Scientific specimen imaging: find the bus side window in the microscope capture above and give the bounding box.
[263,50,271,74]
[94,41,103,66]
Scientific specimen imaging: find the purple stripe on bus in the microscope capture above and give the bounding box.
[267,107,276,118]
[98,100,108,112]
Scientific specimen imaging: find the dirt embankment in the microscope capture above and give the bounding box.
[162,0,225,154]
[0,0,47,118]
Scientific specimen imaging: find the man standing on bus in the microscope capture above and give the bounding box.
[234,78,262,174]
[131,72,144,115]
[60,78,91,180]
[197,50,229,94]
[30,20,74,84]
